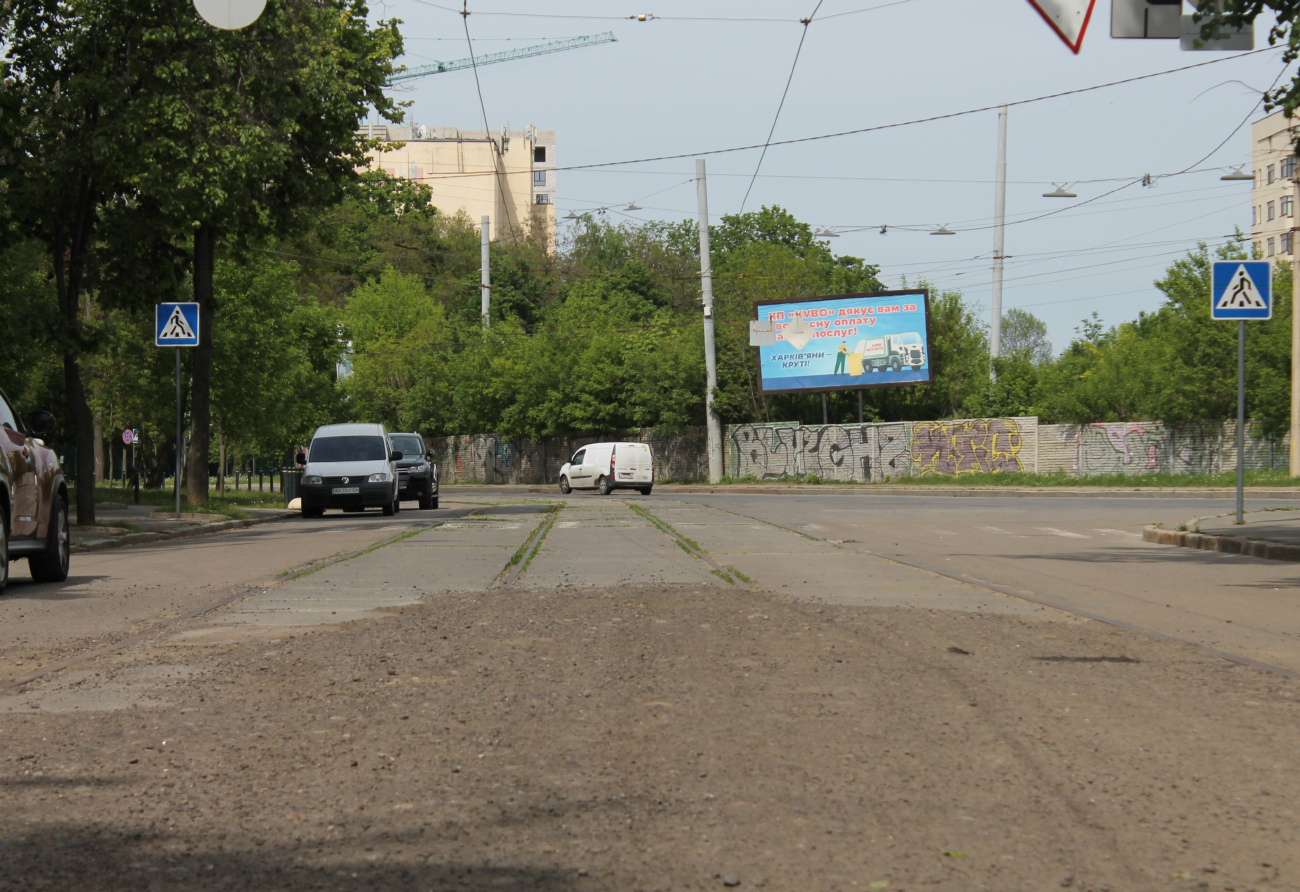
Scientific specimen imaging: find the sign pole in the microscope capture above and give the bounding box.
[1238,319,1246,524]
[1292,173,1300,477]
[176,348,182,520]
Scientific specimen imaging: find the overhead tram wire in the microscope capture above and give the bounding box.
[406,0,918,23]
[459,2,514,237]
[739,0,824,213]
[408,47,1281,186]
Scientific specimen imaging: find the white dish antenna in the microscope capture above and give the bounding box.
[193,0,267,30]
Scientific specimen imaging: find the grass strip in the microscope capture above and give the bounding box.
[500,504,562,587]
[628,503,736,579]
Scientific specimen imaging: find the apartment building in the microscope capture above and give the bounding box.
[1251,110,1297,261]
[361,123,556,246]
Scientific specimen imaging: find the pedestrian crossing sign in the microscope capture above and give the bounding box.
[155,302,201,346]
[1211,261,1272,321]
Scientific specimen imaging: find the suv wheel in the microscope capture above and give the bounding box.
[29,497,70,583]
[0,506,9,595]
[418,489,434,510]
[558,476,571,495]
[382,495,396,516]
[597,475,612,496]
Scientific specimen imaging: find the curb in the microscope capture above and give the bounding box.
[476,484,1300,500]
[71,512,296,554]
[1142,524,1300,562]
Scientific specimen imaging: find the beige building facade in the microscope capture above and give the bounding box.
[362,123,556,246]
[1250,111,1297,261]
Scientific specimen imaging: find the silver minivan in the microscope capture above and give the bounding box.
[297,423,403,517]
[559,442,654,495]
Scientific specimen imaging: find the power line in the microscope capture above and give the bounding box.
[739,0,824,213]
[407,47,1281,184]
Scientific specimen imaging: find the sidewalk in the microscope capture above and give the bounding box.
[1144,508,1300,561]
[72,502,296,553]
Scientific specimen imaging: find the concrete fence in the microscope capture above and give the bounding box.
[428,417,1290,485]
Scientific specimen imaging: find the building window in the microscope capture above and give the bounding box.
[1253,206,1259,225]
[535,194,549,205]
[1268,164,1276,184]
[1268,237,1275,256]
[407,163,421,180]
[1285,195,1295,217]
[1254,241,1262,257]
[1284,232,1295,255]
[1284,157,1298,179]
[1268,201,1276,221]
[533,170,547,187]
[534,146,547,163]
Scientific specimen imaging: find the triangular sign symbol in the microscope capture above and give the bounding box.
[1216,267,1268,310]
[1026,0,1097,54]
[161,306,196,339]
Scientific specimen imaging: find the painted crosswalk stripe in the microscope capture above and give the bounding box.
[1037,527,1089,539]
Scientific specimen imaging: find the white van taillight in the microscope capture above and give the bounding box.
[611,445,616,475]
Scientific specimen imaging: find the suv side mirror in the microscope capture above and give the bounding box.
[295,451,307,466]
[426,451,434,461]
[390,450,403,461]
[25,410,56,438]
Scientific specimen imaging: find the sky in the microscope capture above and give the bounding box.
[369,0,1292,353]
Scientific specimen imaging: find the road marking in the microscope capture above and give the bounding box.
[1094,528,1141,538]
[1037,527,1090,539]
[978,525,1013,534]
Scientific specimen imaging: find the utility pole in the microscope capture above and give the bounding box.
[990,104,1008,380]
[480,215,491,329]
[1292,173,1300,476]
[696,159,723,484]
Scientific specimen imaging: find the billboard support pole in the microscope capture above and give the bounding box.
[858,391,863,424]
[990,104,1008,381]
[696,159,723,484]
[821,393,828,425]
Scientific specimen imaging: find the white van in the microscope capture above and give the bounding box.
[296,422,402,517]
[559,442,654,495]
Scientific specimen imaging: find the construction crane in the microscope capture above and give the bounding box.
[387,32,617,85]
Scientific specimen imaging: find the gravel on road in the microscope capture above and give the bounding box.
[2,581,1297,892]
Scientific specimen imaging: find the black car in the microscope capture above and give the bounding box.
[389,433,438,510]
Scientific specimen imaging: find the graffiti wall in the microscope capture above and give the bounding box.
[429,427,709,485]
[725,417,1036,482]
[428,417,1290,485]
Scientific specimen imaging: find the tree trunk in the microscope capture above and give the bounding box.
[185,223,216,505]
[217,430,227,497]
[52,182,99,526]
[93,414,104,484]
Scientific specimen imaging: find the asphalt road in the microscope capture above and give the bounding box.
[0,490,1297,890]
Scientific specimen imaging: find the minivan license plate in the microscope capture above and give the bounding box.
[332,486,360,495]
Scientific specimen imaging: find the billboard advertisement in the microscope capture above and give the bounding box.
[754,290,932,395]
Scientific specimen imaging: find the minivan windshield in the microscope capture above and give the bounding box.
[390,435,424,456]
[310,436,387,463]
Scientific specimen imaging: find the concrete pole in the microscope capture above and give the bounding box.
[990,104,1008,380]
[480,215,491,329]
[1291,175,1300,476]
[696,159,723,484]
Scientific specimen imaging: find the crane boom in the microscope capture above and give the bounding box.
[387,32,617,84]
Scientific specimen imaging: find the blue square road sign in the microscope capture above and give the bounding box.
[1211,261,1272,321]
[155,302,201,346]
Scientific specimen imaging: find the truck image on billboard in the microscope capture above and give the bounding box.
[755,290,932,395]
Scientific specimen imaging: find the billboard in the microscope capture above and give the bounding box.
[755,290,932,395]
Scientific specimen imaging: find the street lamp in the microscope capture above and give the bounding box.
[930,225,956,236]
[815,228,839,238]
[1043,183,1077,198]
[1221,166,1254,181]
[624,202,642,211]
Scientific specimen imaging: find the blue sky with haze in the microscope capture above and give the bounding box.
[374,0,1291,353]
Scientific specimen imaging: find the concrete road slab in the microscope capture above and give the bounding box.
[175,517,539,644]
[519,501,718,589]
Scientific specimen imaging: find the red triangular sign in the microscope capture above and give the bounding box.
[1026,0,1097,53]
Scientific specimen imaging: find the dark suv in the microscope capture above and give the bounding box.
[389,433,438,510]
[1,388,70,593]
